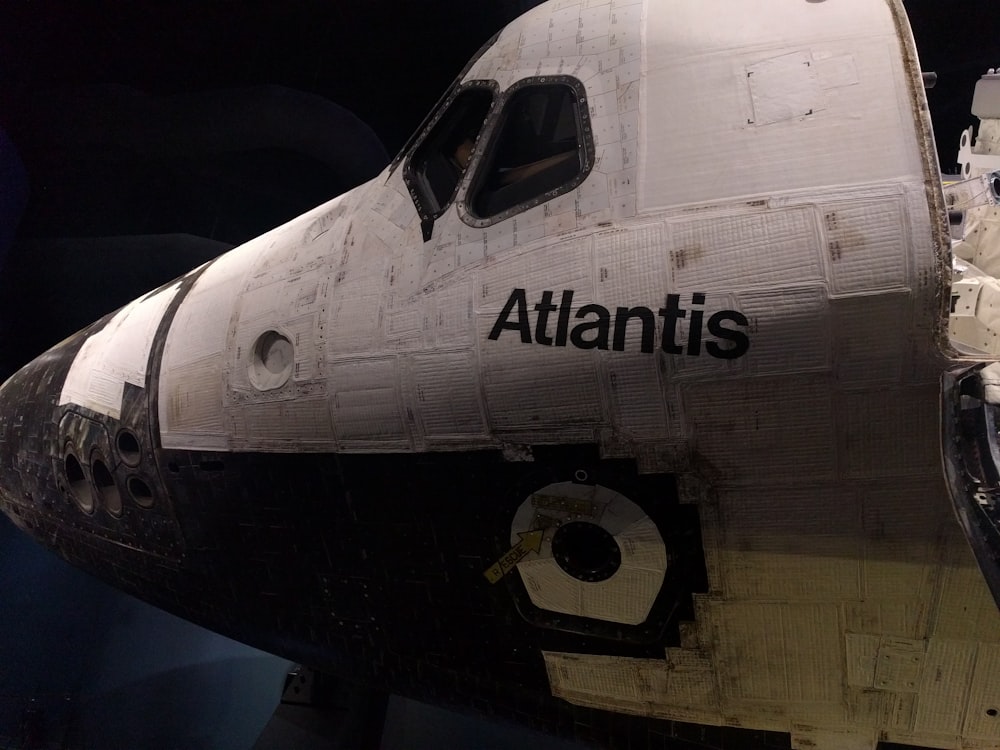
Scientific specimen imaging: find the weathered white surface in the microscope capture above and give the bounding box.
[61,1,998,748]
[640,1,919,213]
[61,281,180,419]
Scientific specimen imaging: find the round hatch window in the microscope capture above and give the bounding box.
[248,330,294,391]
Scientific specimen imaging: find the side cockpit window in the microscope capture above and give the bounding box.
[403,76,593,240]
[404,84,495,236]
[467,80,592,222]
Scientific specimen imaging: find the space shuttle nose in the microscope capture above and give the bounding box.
[0,372,15,483]
[0,355,55,511]
[0,329,99,524]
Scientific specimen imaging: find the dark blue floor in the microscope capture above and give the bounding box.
[1,513,593,749]
[0,513,291,749]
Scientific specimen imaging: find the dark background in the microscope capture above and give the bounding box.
[2,1,993,164]
[0,1,997,748]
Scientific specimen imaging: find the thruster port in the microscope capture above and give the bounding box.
[116,429,142,466]
[92,456,122,517]
[64,452,94,514]
[127,476,155,509]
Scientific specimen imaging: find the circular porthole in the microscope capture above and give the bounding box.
[551,521,622,582]
[64,451,94,514]
[248,330,294,391]
[127,476,155,509]
[91,456,122,517]
[508,481,668,626]
[116,429,142,467]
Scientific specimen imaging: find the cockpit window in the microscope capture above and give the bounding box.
[403,84,496,236]
[402,76,593,239]
[465,77,593,225]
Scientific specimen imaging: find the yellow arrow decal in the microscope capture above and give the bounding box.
[483,529,544,584]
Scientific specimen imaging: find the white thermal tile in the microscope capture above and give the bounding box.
[479,341,603,430]
[735,286,831,375]
[239,398,336,447]
[711,601,843,703]
[913,640,977,735]
[747,51,822,126]
[603,347,667,433]
[831,292,909,386]
[823,198,909,293]
[715,485,862,600]
[963,644,1000,739]
[596,143,624,173]
[683,377,837,483]
[63,281,180,419]
[839,386,939,479]
[667,208,822,291]
[326,294,383,355]
[409,352,486,437]
[328,358,406,445]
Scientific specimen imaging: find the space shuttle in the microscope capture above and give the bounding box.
[3,0,1000,748]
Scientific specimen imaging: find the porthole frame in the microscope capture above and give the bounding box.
[402,79,500,240]
[456,75,595,229]
[248,328,295,392]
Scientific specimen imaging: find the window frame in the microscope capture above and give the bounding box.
[457,75,595,229]
[390,30,499,175]
[401,80,499,240]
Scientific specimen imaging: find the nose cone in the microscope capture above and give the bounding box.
[0,329,96,532]
[0,296,185,570]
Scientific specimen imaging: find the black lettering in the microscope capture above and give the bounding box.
[657,294,685,354]
[613,306,655,353]
[488,288,532,343]
[487,288,750,360]
[555,290,574,346]
[534,290,557,345]
[706,310,750,359]
[687,310,703,356]
[571,304,611,349]
[687,294,706,356]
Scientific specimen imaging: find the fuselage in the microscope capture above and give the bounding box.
[2,2,998,749]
